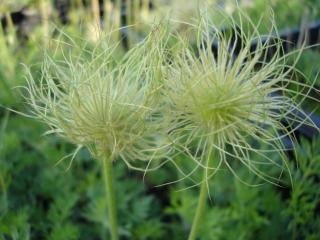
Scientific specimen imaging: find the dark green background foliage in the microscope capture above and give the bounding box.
[1,0,320,239]
[1,110,319,239]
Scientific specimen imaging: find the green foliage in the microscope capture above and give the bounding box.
[0,113,168,240]
[165,137,320,240]
[241,0,320,32]
[0,1,319,239]
[284,138,320,239]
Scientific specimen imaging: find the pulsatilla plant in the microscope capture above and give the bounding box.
[24,28,170,240]
[163,10,319,240]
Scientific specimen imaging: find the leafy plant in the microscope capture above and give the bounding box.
[165,136,320,240]
[161,7,319,239]
[0,1,319,239]
[23,23,173,239]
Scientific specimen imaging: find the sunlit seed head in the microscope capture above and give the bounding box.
[164,8,319,186]
[24,29,171,168]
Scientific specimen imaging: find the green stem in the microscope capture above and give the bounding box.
[102,154,119,240]
[133,0,139,25]
[141,0,149,19]
[39,0,51,46]
[5,12,16,45]
[188,147,213,240]
[114,0,121,41]
[104,0,111,31]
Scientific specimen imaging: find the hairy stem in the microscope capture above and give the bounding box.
[188,147,213,240]
[102,154,119,240]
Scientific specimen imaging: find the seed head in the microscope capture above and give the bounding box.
[164,9,319,186]
[24,29,171,169]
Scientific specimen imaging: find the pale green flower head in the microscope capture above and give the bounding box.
[25,28,171,168]
[164,9,319,185]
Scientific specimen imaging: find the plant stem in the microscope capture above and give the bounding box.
[102,154,119,240]
[39,0,50,45]
[104,0,111,31]
[133,0,139,25]
[4,12,16,45]
[91,0,101,29]
[114,0,121,41]
[141,0,149,19]
[125,0,132,49]
[188,147,213,240]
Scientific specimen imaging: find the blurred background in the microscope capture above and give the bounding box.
[0,1,320,239]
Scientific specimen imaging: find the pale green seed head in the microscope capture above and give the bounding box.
[163,8,319,186]
[24,29,171,168]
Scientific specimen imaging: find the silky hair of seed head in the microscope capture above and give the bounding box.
[24,28,172,170]
[161,8,320,188]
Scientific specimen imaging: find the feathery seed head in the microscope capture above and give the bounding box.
[25,30,170,166]
[164,9,319,185]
